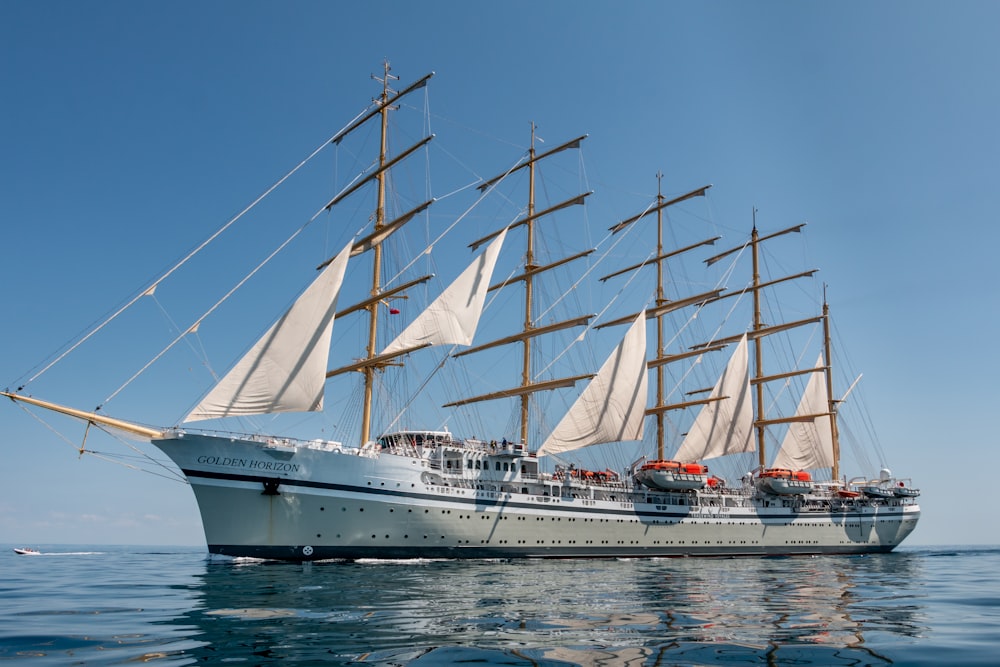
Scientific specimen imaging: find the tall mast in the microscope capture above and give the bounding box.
[446,130,592,448]
[654,174,666,460]
[751,218,767,468]
[704,219,824,471]
[520,123,538,445]
[823,299,841,480]
[598,181,718,460]
[361,62,397,444]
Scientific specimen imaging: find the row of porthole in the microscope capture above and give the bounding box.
[312,531,768,546]
[318,505,899,531]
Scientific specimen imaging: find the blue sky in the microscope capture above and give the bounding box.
[2,1,998,547]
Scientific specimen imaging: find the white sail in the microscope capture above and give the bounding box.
[537,311,648,457]
[184,239,353,422]
[381,229,507,356]
[673,333,753,462]
[771,354,834,470]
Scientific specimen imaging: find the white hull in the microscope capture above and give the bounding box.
[153,432,920,561]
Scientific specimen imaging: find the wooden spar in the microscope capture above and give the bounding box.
[331,71,434,146]
[700,270,819,306]
[451,315,594,358]
[704,222,807,267]
[595,289,724,330]
[689,315,824,349]
[468,193,591,252]
[751,365,826,385]
[443,374,594,409]
[645,394,726,416]
[758,412,832,427]
[646,343,728,370]
[326,343,433,378]
[316,200,433,270]
[488,249,594,291]
[1,391,163,439]
[333,275,433,319]
[321,135,433,213]
[599,236,720,282]
[607,184,712,234]
[477,135,588,192]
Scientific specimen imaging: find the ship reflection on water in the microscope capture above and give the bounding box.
[171,552,926,666]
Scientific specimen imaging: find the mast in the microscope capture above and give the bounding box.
[598,179,717,461]
[751,220,767,468]
[445,128,592,448]
[823,298,841,480]
[520,123,537,445]
[703,219,822,471]
[360,62,396,445]
[654,174,666,460]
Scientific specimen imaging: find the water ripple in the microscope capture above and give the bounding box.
[2,546,999,665]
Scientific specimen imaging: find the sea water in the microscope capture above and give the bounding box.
[1,545,997,666]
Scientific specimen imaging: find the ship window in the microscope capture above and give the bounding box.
[467,460,473,469]
[475,460,481,469]
[496,462,501,471]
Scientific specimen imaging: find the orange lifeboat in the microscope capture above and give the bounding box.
[635,459,708,491]
[640,460,682,472]
[758,468,813,495]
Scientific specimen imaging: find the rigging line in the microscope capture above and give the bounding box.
[96,423,190,481]
[148,293,215,372]
[764,324,821,417]
[14,401,93,452]
[381,347,454,434]
[535,199,652,323]
[384,156,526,286]
[536,238,656,378]
[21,127,355,391]
[661,275,752,406]
[101,220,314,409]
[11,400,187,483]
[666,241,749,351]
[84,448,189,484]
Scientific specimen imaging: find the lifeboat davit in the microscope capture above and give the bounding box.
[757,468,813,495]
[635,460,708,491]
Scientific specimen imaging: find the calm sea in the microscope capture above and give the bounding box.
[1,545,996,666]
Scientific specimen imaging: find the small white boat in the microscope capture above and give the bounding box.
[13,548,40,555]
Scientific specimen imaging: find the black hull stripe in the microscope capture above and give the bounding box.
[208,542,900,562]
[182,468,914,522]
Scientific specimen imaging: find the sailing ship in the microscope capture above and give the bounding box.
[3,66,920,560]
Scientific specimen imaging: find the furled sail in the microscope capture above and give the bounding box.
[381,228,507,356]
[184,239,353,422]
[770,355,834,470]
[673,333,753,462]
[537,311,648,457]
